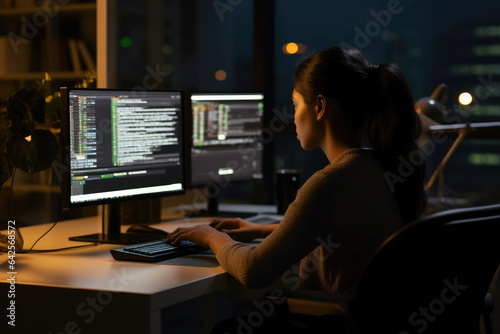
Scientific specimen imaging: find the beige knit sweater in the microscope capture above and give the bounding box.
[216,148,403,295]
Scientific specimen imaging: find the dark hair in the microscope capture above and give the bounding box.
[294,46,426,223]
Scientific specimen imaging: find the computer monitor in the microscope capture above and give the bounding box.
[60,88,185,244]
[189,92,265,214]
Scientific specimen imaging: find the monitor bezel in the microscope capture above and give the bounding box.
[60,87,186,209]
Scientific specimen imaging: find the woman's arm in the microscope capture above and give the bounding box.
[163,219,280,256]
[210,218,279,241]
[164,224,233,255]
[215,174,333,288]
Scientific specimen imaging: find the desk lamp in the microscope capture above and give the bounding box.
[416,84,500,199]
[415,83,449,126]
[415,83,458,197]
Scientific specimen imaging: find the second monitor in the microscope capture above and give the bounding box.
[189,93,265,214]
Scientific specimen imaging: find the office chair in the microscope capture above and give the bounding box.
[277,204,500,334]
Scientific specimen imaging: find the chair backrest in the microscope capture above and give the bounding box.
[352,204,500,334]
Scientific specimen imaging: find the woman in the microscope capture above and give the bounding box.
[165,46,426,295]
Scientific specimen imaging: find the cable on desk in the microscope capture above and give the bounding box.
[3,167,97,254]
[19,243,99,253]
[20,210,98,253]
[25,209,63,252]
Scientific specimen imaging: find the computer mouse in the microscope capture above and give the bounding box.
[126,224,168,236]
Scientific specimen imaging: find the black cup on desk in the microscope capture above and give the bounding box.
[275,169,300,214]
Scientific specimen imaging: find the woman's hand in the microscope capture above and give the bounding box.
[209,218,276,242]
[164,224,232,254]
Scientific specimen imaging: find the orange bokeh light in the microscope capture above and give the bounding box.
[215,70,227,81]
[285,42,299,54]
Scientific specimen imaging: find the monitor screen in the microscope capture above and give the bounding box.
[59,88,185,244]
[190,92,265,188]
[61,88,185,206]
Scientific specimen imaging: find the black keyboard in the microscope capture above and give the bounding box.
[110,240,207,262]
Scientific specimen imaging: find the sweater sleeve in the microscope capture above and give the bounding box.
[215,169,334,289]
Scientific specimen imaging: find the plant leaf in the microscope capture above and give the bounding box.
[6,88,45,137]
[6,129,58,173]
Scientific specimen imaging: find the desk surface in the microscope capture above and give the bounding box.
[0,216,234,309]
[0,212,287,333]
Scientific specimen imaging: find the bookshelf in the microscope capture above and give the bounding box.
[0,1,98,226]
[0,1,96,97]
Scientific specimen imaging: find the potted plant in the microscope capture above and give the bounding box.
[0,80,60,186]
[0,77,62,251]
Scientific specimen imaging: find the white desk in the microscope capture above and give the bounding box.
[0,216,243,334]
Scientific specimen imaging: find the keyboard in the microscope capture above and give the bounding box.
[110,240,207,263]
[110,214,282,263]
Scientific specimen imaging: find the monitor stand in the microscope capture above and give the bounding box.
[203,197,254,217]
[186,191,256,219]
[69,203,162,244]
[207,195,219,216]
[185,193,220,218]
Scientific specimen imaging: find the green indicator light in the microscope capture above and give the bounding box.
[101,174,114,179]
[120,37,132,48]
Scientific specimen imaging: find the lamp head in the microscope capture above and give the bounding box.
[415,83,448,127]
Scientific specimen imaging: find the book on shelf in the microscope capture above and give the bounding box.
[69,38,95,72]
[0,36,94,78]
[77,39,95,71]
[68,38,82,72]
[49,36,70,72]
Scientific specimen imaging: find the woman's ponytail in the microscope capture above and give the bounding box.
[362,63,427,223]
